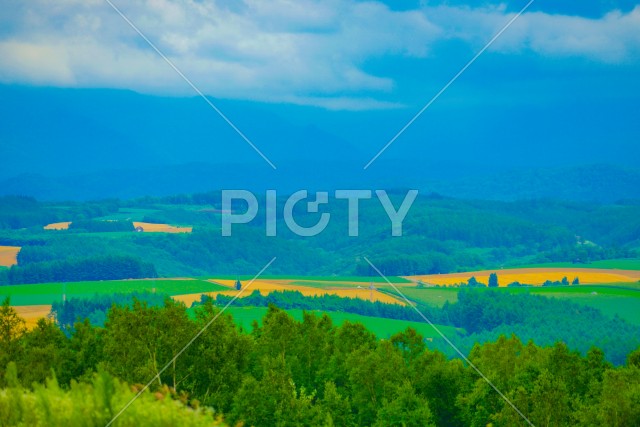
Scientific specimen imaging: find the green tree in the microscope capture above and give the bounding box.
[488,273,499,288]
[374,381,435,426]
[19,318,72,386]
[320,381,355,427]
[103,298,195,389]
[0,297,26,386]
[346,340,407,425]
[185,299,253,413]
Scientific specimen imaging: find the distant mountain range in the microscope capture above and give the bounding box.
[1,84,639,202]
[1,162,639,203]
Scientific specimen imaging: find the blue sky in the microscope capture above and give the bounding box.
[1,0,639,172]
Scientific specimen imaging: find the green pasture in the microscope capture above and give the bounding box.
[513,258,640,270]
[397,284,640,325]
[4,274,639,325]
[208,306,464,340]
[200,275,412,283]
[0,279,227,306]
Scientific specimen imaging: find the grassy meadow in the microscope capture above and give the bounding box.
[211,306,464,340]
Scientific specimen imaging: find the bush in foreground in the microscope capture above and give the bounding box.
[0,363,224,427]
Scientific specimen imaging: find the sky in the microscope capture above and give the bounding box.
[0,0,639,175]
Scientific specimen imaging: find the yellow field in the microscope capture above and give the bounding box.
[173,279,406,306]
[14,266,640,327]
[44,222,71,230]
[14,305,51,329]
[407,268,640,287]
[43,221,192,233]
[133,222,193,233]
[0,246,20,267]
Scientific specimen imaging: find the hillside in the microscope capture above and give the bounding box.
[1,194,639,281]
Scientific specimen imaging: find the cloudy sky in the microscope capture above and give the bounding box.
[1,0,639,177]
[1,0,639,110]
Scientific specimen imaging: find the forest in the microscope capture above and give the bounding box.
[1,296,639,426]
[1,193,639,280]
[52,289,640,366]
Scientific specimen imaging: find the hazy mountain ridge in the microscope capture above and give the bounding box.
[2,85,639,202]
[1,162,639,202]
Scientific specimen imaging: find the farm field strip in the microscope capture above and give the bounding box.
[1,277,407,307]
[42,220,192,233]
[5,269,640,324]
[200,275,411,283]
[43,221,71,230]
[14,305,51,329]
[13,303,463,340]
[407,267,640,286]
[132,222,193,233]
[0,245,20,267]
[7,277,640,328]
[0,278,228,306]
[220,306,463,340]
[179,278,407,306]
[513,259,640,271]
[401,285,640,325]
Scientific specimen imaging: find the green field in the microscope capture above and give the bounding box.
[199,275,412,283]
[513,258,640,270]
[213,306,464,340]
[511,285,640,325]
[0,279,227,306]
[4,275,640,325]
[395,284,640,325]
[379,287,460,308]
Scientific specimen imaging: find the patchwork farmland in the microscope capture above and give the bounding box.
[43,220,192,233]
[0,245,20,267]
[4,267,640,328]
[407,267,640,287]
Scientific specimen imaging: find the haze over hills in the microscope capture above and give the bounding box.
[1,84,639,202]
[1,162,640,203]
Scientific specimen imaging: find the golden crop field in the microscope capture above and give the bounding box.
[133,222,193,233]
[0,245,20,267]
[173,279,406,306]
[407,267,640,287]
[14,305,51,329]
[44,221,71,230]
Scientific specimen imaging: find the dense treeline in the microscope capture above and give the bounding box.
[52,291,166,334]
[52,289,640,366]
[355,253,471,276]
[441,290,640,365]
[68,220,134,232]
[0,196,58,230]
[206,290,423,322]
[532,244,636,264]
[0,255,156,285]
[1,298,639,426]
[0,195,120,230]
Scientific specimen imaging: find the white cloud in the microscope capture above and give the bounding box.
[0,1,638,109]
[0,41,75,85]
[453,5,640,62]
